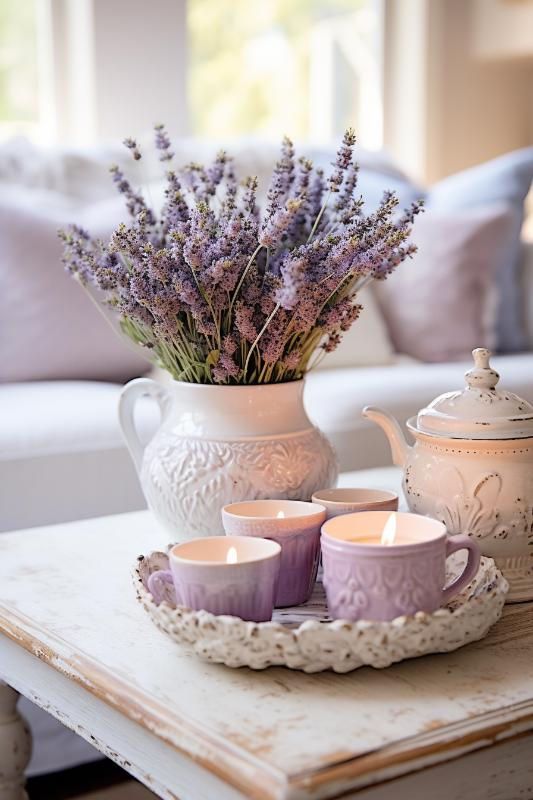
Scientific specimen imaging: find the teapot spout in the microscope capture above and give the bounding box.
[362,406,410,468]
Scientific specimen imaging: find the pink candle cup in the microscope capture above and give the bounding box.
[312,487,398,519]
[321,511,481,622]
[147,536,281,622]
[222,500,327,607]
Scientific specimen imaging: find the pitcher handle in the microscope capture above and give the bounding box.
[118,378,172,472]
[442,534,481,605]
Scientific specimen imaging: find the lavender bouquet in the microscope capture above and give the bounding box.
[60,127,422,385]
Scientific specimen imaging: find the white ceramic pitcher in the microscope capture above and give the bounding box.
[119,378,338,539]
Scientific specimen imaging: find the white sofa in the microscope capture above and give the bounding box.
[4,348,533,536]
[1,138,532,776]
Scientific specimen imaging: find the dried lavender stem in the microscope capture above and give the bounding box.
[244,303,281,381]
[229,243,263,315]
[307,190,331,243]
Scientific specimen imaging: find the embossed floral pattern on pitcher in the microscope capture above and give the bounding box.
[120,378,338,538]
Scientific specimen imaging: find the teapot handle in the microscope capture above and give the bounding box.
[118,378,172,472]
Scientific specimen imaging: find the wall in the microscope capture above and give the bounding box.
[38,0,188,145]
[384,0,533,184]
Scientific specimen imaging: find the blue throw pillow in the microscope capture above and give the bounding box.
[307,145,532,353]
[427,148,533,353]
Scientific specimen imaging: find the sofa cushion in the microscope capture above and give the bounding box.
[0,381,157,531]
[317,288,395,369]
[523,241,533,349]
[427,147,533,353]
[0,190,150,383]
[373,205,514,362]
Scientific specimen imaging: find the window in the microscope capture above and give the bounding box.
[187,0,383,148]
[0,0,384,149]
[0,0,40,139]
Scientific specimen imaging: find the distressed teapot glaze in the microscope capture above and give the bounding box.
[364,349,533,602]
[119,378,338,539]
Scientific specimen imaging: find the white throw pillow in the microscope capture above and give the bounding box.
[373,206,514,363]
[316,288,395,369]
[0,188,150,383]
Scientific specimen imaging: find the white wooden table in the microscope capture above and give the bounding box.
[0,470,533,800]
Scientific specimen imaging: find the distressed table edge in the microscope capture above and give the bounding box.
[1,603,533,799]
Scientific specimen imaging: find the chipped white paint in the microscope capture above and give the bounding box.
[135,552,508,672]
[0,505,531,799]
[0,684,31,800]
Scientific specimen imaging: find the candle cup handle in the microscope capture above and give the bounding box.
[147,569,175,605]
[442,534,481,605]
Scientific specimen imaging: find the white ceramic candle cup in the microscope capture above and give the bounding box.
[148,536,281,622]
[312,488,399,519]
[222,499,326,607]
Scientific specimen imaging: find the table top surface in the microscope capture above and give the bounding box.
[0,472,532,800]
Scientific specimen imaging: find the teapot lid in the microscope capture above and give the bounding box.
[416,348,533,440]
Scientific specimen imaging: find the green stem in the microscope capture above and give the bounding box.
[307,190,331,243]
[243,303,280,380]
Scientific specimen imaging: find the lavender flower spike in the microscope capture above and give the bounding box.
[329,128,356,193]
[154,123,174,162]
[259,198,303,249]
[123,137,141,160]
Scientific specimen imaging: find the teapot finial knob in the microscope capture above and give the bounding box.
[465,348,499,390]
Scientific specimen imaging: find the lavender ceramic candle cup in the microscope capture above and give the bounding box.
[312,488,399,519]
[147,536,281,622]
[222,500,327,607]
[321,511,481,622]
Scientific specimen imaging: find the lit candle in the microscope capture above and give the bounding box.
[348,513,401,546]
[147,536,281,622]
[226,546,238,564]
[321,511,480,622]
[381,514,397,546]
[222,500,327,607]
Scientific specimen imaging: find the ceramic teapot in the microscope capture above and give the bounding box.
[363,348,533,602]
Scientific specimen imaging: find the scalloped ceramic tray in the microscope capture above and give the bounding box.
[134,551,508,673]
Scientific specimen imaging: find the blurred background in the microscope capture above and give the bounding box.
[1,0,532,183]
[1,4,533,794]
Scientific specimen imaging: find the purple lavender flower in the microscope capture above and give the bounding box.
[154,123,174,162]
[242,175,259,218]
[264,136,295,220]
[205,151,228,196]
[123,137,141,161]
[60,127,421,385]
[234,302,258,343]
[275,256,307,310]
[322,332,342,352]
[109,165,154,223]
[259,198,303,248]
[329,128,356,193]
[282,350,301,370]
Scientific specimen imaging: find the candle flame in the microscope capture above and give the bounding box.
[226,546,238,564]
[380,514,397,546]
[276,510,285,519]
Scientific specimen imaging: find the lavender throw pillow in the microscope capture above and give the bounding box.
[0,191,150,382]
[373,206,514,363]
